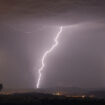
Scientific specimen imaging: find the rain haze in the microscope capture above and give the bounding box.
[0,0,105,89]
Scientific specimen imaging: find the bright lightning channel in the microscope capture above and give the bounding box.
[36,26,63,88]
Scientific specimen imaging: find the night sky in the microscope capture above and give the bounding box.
[0,0,105,89]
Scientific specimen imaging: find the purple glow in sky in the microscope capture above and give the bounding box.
[0,0,105,89]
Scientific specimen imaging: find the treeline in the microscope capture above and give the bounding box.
[0,92,105,105]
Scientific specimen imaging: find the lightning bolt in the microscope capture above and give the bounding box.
[36,26,63,88]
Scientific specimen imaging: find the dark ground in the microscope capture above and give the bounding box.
[0,92,105,105]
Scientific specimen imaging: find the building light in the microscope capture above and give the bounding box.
[82,95,86,98]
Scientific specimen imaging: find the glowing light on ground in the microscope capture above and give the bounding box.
[36,26,63,88]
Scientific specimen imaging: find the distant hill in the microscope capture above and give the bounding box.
[1,87,105,99]
[36,87,88,95]
[87,90,105,99]
[36,87,105,98]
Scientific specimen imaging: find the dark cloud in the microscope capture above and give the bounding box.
[0,0,105,25]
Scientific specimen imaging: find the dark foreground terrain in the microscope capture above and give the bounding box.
[0,92,105,105]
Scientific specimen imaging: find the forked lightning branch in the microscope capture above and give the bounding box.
[36,26,63,88]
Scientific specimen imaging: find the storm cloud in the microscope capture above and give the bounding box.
[0,0,105,89]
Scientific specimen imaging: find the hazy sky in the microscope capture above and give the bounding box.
[0,0,105,89]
